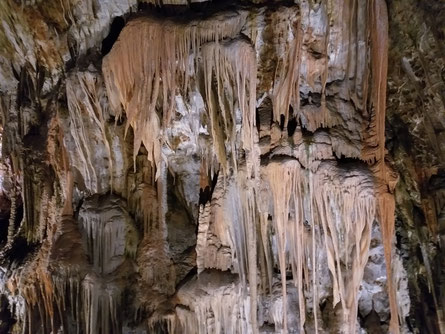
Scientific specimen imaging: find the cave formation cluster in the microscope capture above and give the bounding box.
[0,0,444,333]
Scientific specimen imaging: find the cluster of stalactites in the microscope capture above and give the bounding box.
[96,2,397,333]
[195,160,376,333]
[262,160,376,333]
[13,255,83,334]
[202,39,258,177]
[102,12,252,178]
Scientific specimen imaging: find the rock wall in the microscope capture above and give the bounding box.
[0,0,443,333]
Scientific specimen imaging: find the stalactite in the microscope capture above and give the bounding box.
[196,170,259,332]
[18,240,58,333]
[367,0,400,332]
[231,174,258,333]
[196,202,233,273]
[258,212,273,295]
[262,8,302,127]
[314,164,376,333]
[265,161,295,333]
[175,306,198,334]
[79,196,137,275]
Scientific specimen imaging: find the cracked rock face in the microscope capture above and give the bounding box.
[0,0,443,333]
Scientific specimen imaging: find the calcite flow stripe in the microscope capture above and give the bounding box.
[368,1,400,332]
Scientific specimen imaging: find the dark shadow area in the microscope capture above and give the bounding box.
[198,170,219,206]
[0,295,15,333]
[287,106,298,137]
[2,234,37,265]
[101,16,125,56]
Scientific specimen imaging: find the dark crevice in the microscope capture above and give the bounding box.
[0,195,11,245]
[279,114,285,131]
[259,321,276,331]
[101,16,125,56]
[300,125,315,136]
[256,97,273,135]
[0,295,15,333]
[260,152,300,166]
[198,170,219,206]
[300,91,322,108]
[137,0,296,22]
[333,155,362,164]
[287,117,298,138]
[255,104,261,134]
[137,0,237,18]
[2,235,38,266]
[175,266,198,291]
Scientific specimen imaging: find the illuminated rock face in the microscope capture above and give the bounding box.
[0,0,443,333]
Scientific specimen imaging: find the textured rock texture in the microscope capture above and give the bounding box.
[0,0,443,333]
[386,0,445,332]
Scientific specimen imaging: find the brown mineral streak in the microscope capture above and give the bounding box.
[369,0,400,332]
